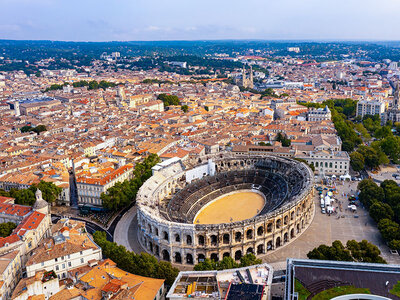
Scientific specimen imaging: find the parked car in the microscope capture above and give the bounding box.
[321,208,326,214]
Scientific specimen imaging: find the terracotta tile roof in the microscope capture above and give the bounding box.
[17,212,46,232]
[0,196,14,203]
[0,203,32,217]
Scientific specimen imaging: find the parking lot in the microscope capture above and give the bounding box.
[262,178,400,265]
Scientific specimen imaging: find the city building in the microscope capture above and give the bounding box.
[295,150,350,176]
[356,100,386,118]
[11,270,60,300]
[237,65,254,89]
[25,219,102,279]
[285,258,400,300]
[306,106,331,122]
[0,250,23,300]
[75,163,134,207]
[12,258,165,300]
[385,81,400,123]
[0,190,51,300]
[167,263,273,299]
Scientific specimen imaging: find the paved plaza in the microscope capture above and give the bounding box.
[114,178,400,270]
[263,179,400,266]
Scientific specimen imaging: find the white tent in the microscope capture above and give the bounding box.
[340,174,351,181]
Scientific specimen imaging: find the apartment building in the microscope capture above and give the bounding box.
[25,219,102,279]
[296,150,350,176]
[356,99,386,118]
[76,163,134,207]
[0,250,22,300]
[11,270,60,300]
[306,105,331,122]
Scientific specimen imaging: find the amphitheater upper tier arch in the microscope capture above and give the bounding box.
[136,153,314,265]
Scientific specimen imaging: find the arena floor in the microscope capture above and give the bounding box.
[193,191,265,224]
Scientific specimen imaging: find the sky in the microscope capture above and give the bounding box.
[0,0,400,41]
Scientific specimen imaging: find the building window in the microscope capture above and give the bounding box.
[62,263,65,269]
[56,265,59,271]
[41,262,44,266]
[80,258,84,264]
[68,262,71,267]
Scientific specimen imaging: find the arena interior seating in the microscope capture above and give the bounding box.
[165,159,309,224]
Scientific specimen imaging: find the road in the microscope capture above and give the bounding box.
[113,206,146,253]
[68,170,78,207]
[107,202,135,238]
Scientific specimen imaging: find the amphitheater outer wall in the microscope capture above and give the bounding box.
[136,153,314,266]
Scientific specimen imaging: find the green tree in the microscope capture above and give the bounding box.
[369,202,394,223]
[194,258,217,271]
[181,105,189,113]
[378,218,400,242]
[239,253,262,267]
[0,189,10,197]
[260,88,279,98]
[31,181,62,203]
[20,125,33,133]
[350,152,365,172]
[276,132,291,147]
[0,222,17,237]
[381,180,400,207]
[388,240,400,250]
[380,136,400,163]
[346,240,386,263]
[93,231,179,286]
[157,94,180,106]
[357,146,380,169]
[374,126,393,139]
[102,154,161,210]
[218,257,239,270]
[88,80,99,90]
[32,125,47,134]
[307,240,386,263]
[307,240,353,261]
[11,188,36,206]
[358,179,384,208]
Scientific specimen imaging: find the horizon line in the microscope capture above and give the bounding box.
[1,38,400,43]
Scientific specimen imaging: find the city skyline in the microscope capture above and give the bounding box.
[1,0,400,41]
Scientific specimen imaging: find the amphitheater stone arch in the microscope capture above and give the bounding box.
[136,153,314,265]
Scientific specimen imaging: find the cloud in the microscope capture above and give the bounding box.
[1,0,400,40]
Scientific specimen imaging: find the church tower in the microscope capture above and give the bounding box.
[240,65,254,89]
[14,101,20,117]
[249,65,254,89]
[242,65,247,87]
[33,189,50,215]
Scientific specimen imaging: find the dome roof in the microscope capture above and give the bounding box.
[34,189,48,210]
[33,199,48,210]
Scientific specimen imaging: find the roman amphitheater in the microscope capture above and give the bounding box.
[136,153,314,266]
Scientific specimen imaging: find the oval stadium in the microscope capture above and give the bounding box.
[136,153,314,266]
